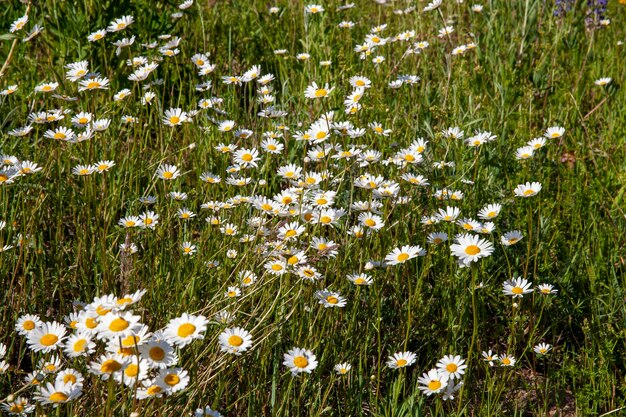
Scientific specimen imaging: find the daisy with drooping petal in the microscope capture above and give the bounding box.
[418,368,448,396]
[450,234,494,266]
[386,351,416,369]
[164,313,208,347]
[26,321,67,353]
[283,347,318,375]
[502,277,533,298]
[477,203,502,220]
[218,327,253,355]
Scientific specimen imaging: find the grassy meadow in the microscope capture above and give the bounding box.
[1,0,626,415]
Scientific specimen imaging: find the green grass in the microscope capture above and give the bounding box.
[0,0,625,416]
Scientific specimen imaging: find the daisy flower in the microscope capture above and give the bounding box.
[218,327,253,355]
[502,277,533,298]
[436,355,467,380]
[384,245,425,265]
[386,351,416,369]
[26,321,67,353]
[34,381,82,407]
[304,82,334,99]
[164,313,208,347]
[283,347,318,375]
[534,343,552,355]
[514,181,542,197]
[450,234,495,266]
[417,368,448,395]
[315,289,347,308]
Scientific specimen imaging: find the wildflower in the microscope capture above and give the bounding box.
[418,369,448,395]
[534,343,552,355]
[164,313,208,347]
[387,351,417,369]
[315,289,347,308]
[514,181,542,197]
[436,355,467,380]
[450,234,495,266]
[26,321,66,353]
[537,283,558,295]
[283,348,318,375]
[502,277,533,298]
[482,350,499,366]
[218,327,253,355]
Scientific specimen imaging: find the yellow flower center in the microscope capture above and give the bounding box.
[396,359,407,367]
[169,116,180,124]
[242,154,253,162]
[9,404,24,412]
[446,363,458,373]
[63,374,77,384]
[164,374,180,386]
[465,245,480,255]
[86,81,100,89]
[109,318,129,332]
[101,359,122,373]
[73,339,87,352]
[502,358,511,365]
[314,89,327,97]
[163,171,174,179]
[40,334,58,346]
[523,189,535,196]
[23,320,36,330]
[293,356,308,368]
[49,392,68,403]
[150,346,165,360]
[177,323,196,338]
[364,219,376,227]
[316,131,327,140]
[228,335,244,346]
[42,85,52,92]
[53,132,66,140]
[326,296,338,304]
[355,80,365,86]
[123,364,138,377]
[428,380,442,391]
[285,230,297,238]
[271,264,283,271]
[86,317,98,329]
[147,385,162,395]
[397,253,410,262]
[320,216,332,224]
[512,287,523,295]
[122,335,140,347]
